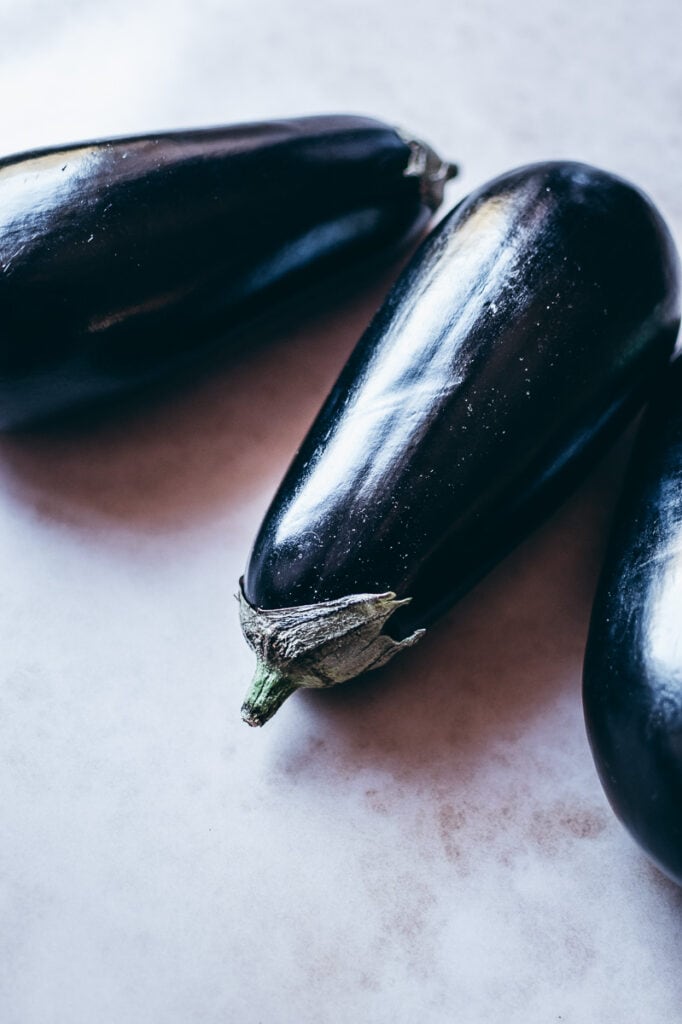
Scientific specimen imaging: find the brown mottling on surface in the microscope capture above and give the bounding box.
[388,874,438,946]
[270,735,328,782]
[439,802,466,832]
[365,788,389,815]
[437,802,468,868]
[430,791,610,874]
[357,851,440,983]
[560,807,609,840]
[563,923,597,973]
[530,801,609,855]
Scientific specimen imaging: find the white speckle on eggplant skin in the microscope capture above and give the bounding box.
[241,161,680,720]
[584,357,682,887]
[0,115,453,430]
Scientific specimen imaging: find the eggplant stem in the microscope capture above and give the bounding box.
[397,129,459,211]
[241,663,299,727]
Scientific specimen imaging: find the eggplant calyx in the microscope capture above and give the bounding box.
[397,129,458,212]
[237,580,425,726]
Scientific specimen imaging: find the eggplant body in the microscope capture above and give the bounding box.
[240,160,680,726]
[0,115,453,428]
[584,358,682,885]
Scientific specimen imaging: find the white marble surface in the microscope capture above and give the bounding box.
[1,1,681,1022]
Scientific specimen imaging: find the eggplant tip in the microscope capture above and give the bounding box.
[240,703,267,728]
[397,129,459,211]
[240,663,300,727]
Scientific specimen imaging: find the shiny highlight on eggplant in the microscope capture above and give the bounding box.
[584,357,682,886]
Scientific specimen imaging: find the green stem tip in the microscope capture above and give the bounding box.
[240,663,300,728]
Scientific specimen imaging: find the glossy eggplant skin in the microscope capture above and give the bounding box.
[0,115,447,428]
[244,161,680,639]
[584,358,682,886]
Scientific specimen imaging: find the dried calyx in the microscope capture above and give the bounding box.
[238,580,425,726]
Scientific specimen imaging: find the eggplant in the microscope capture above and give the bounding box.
[238,160,680,727]
[0,115,455,428]
[583,357,682,885]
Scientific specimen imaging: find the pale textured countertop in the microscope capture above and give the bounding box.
[1,1,681,1022]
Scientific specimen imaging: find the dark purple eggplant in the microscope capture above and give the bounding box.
[0,115,455,428]
[238,160,680,727]
[584,357,682,886]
